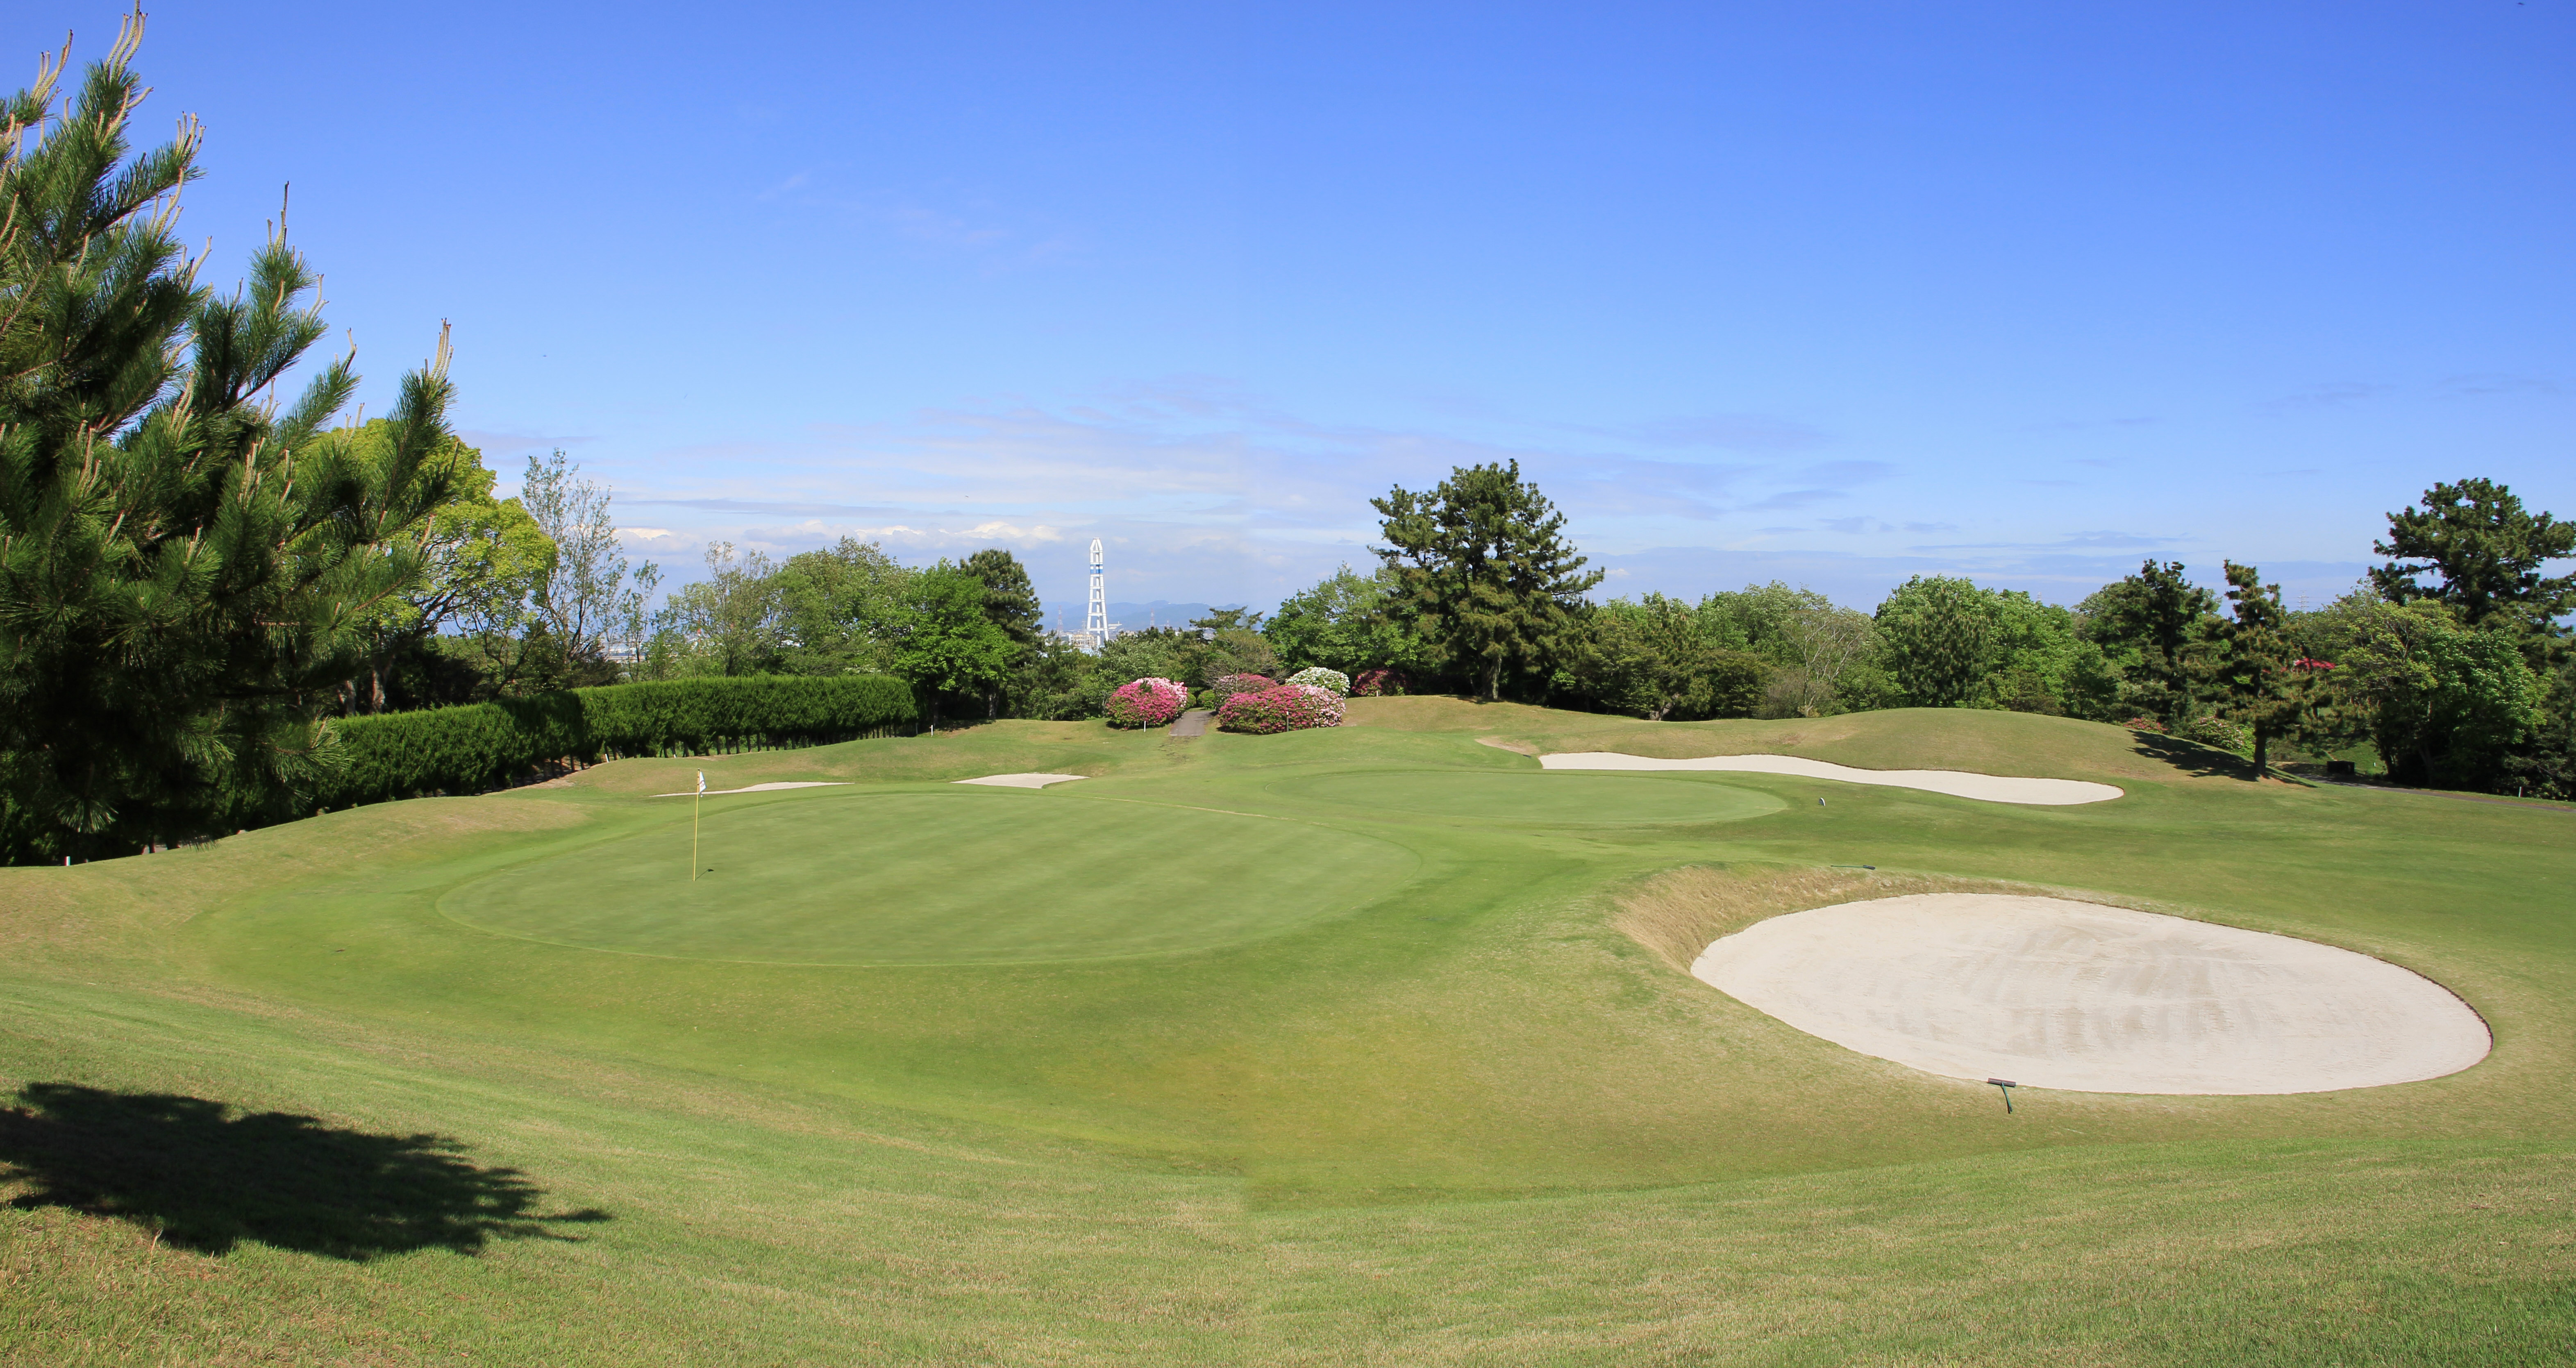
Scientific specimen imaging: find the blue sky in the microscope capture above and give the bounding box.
[62,1,2576,619]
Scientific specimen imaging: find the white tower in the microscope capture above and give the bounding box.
[1084,538,1109,648]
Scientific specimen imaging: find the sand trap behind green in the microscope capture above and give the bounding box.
[1275,770,1785,824]
[438,790,1417,965]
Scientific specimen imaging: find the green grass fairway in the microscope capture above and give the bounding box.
[1270,768,1787,824]
[7,701,2575,1364]
[439,787,1417,964]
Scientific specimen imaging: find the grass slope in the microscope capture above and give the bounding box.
[4,700,2573,1363]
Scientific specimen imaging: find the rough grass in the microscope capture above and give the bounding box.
[5,699,2574,1363]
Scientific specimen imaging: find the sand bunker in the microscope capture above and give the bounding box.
[1540,752,2122,805]
[654,781,850,797]
[1693,894,2488,1094]
[952,773,1090,789]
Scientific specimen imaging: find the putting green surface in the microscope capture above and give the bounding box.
[1270,769,1785,824]
[438,788,1417,964]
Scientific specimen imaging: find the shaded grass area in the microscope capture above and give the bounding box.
[0,1082,606,1259]
[5,702,2574,1361]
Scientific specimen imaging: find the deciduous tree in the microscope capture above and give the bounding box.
[519,450,637,687]
[1263,564,1432,678]
[888,563,1016,731]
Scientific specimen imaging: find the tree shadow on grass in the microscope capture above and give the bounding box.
[2130,731,2260,781]
[0,1082,608,1260]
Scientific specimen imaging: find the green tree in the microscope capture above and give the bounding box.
[2082,560,2219,727]
[2505,660,2576,799]
[1178,606,1273,685]
[961,548,1042,719]
[1696,582,1885,717]
[519,450,639,689]
[1372,461,1603,701]
[656,542,784,677]
[2208,563,2308,777]
[0,26,461,860]
[2335,599,2544,789]
[1096,627,1202,695]
[888,563,1017,731]
[1580,594,1767,720]
[765,538,906,678]
[962,549,1043,649]
[1974,591,2115,719]
[2370,477,2576,632]
[1265,565,1437,678]
[1874,576,1996,708]
[345,424,553,710]
[1004,634,1104,720]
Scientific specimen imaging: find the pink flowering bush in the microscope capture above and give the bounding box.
[1286,667,1350,696]
[1105,676,1188,728]
[1218,683,1345,734]
[1209,672,1277,700]
[1352,668,1408,697]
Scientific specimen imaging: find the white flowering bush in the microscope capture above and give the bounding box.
[1286,667,1350,697]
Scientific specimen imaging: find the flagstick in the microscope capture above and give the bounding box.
[692,769,704,882]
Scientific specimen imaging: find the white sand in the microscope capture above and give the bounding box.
[952,773,1090,789]
[653,781,851,797]
[1539,752,2123,805]
[1692,894,2490,1094]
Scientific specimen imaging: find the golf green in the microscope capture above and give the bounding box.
[436,788,1418,964]
[1273,769,1786,824]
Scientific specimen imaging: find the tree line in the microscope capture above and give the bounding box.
[1293,461,2570,797]
[4,33,2566,866]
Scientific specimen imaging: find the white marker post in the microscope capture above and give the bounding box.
[692,770,705,882]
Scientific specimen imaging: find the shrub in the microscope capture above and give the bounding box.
[1286,667,1351,697]
[1218,683,1345,734]
[321,674,916,809]
[2175,712,2251,755]
[1209,673,1277,700]
[1105,676,1189,728]
[1352,668,1408,697]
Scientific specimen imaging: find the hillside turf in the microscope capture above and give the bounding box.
[5,701,2573,1364]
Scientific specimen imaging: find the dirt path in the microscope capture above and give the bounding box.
[1170,708,1215,737]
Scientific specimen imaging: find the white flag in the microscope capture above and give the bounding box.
[697,770,706,794]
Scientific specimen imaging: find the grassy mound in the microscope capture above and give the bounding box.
[5,701,2573,1363]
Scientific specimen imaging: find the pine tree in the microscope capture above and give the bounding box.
[2210,563,2308,778]
[2371,477,2576,631]
[1874,576,1996,708]
[2089,560,2219,728]
[1372,461,1603,701]
[0,20,457,860]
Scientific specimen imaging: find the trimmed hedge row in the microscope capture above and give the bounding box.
[320,674,916,808]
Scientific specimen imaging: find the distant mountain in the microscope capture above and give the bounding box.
[1038,601,1240,633]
